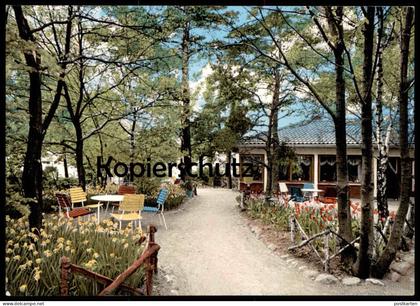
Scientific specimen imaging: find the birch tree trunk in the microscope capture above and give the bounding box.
[371,6,414,278]
[375,21,392,224]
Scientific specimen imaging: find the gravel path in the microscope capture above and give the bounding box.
[147,188,414,296]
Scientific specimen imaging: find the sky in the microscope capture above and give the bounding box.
[189,6,305,128]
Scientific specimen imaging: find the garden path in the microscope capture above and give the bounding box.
[146,188,413,295]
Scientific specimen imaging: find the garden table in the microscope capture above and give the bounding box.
[301,188,324,202]
[90,195,124,218]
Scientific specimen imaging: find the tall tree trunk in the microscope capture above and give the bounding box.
[13,6,44,229]
[75,124,86,190]
[180,19,192,180]
[271,68,281,195]
[227,151,233,189]
[331,6,353,266]
[371,6,414,278]
[63,149,69,178]
[375,33,391,223]
[353,6,375,279]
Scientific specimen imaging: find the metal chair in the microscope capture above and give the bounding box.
[110,194,145,230]
[290,186,305,203]
[143,189,169,230]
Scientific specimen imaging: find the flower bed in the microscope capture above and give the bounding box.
[6,215,145,296]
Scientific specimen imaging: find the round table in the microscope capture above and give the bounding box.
[90,195,124,215]
[301,188,324,202]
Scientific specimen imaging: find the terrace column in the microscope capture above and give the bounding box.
[373,156,377,198]
[313,153,319,190]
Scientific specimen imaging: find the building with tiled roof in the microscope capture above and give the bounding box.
[236,119,415,199]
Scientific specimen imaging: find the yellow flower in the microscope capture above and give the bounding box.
[65,246,71,252]
[56,243,64,250]
[72,228,78,233]
[112,238,117,243]
[6,257,10,262]
[123,243,129,249]
[33,251,39,256]
[25,260,33,267]
[109,253,115,258]
[71,249,76,254]
[18,264,27,271]
[83,240,89,245]
[66,240,72,246]
[19,284,27,293]
[28,244,35,251]
[6,248,13,254]
[14,243,19,249]
[33,270,42,282]
[35,258,42,264]
[6,215,10,222]
[43,250,52,257]
[57,237,65,244]
[7,240,13,246]
[93,253,99,259]
[45,239,51,244]
[86,248,93,253]
[13,255,21,261]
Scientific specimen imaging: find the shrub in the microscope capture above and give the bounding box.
[144,184,186,211]
[247,198,292,231]
[6,215,145,296]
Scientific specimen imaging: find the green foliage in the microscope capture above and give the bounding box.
[6,215,145,296]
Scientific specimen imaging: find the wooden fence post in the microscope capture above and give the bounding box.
[323,231,329,272]
[60,256,71,296]
[289,215,296,244]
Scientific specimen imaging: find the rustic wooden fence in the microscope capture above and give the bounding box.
[60,225,160,296]
[288,215,359,272]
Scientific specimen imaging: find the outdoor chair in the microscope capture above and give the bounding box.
[302,183,315,201]
[290,186,305,203]
[143,189,169,230]
[110,194,145,230]
[56,193,93,222]
[278,182,290,205]
[69,187,103,218]
[322,187,337,204]
[109,184,137,212]
[118,185,136,195]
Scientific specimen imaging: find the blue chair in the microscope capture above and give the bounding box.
[143,188,169,230]
[302,183,315,201]
[290,187,305,203]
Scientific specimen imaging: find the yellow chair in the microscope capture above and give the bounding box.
[110,194,144,230]
[69,187,103,223]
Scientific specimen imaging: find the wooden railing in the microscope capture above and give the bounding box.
[60,225,160,296]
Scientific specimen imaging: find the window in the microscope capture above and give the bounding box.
[278,163,289,180]
[291,155,313,181]
[240,154,264,182]
[320,156,336,182]
[348,156,361,183]
[319,155,362,183]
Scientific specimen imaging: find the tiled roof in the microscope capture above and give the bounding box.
[240,118,414,147]
[278,120,360,145]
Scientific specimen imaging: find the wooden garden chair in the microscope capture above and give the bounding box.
[110,194,145,230]
[56,193,93,222]
[69,187,103,222]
